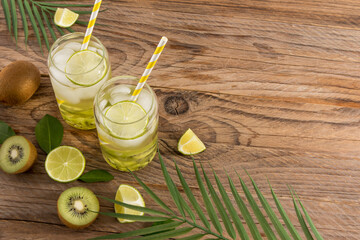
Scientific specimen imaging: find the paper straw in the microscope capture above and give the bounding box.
[81,0,102,50]
[130,36,168,102]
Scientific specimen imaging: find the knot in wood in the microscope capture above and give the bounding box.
[164,96,189,115]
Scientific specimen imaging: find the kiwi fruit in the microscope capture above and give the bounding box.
[0,135,37,174]
[57,187,100,229]
[0,61,40,105]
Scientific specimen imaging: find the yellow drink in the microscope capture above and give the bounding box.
[94,76,159,171]
[48,32,111,130]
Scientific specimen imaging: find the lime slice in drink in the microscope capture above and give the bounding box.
[65,50,107,86]
[45,146,86,183]
[114,184,145,223]
[105,101,148,139]
[178,128,206,155]
[54,8,79,28]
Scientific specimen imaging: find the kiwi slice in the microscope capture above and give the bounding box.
[0,135,37,174]
[57,187,100,229]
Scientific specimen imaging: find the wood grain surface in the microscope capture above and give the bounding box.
[1,0,360,239]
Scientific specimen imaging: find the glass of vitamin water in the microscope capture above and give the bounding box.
[47,32,111,130]
[94,76,159,171]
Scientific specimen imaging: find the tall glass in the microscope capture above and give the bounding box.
[94,76,159,171]
[47,32,111,130]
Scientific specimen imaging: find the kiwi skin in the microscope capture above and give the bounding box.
[0,135,37,174]
[57,187,100,230]
[0,61,40,105]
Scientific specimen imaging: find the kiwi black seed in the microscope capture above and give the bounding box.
[57,187,100,230]
[0,135,37,174]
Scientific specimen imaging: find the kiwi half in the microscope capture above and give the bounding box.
[57,187,100,229]
[0,135,37,174]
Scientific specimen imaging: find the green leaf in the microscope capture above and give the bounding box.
[37,2,94,7]
[78,169,114,183]
[131,227,193,240]
[213,170,249,240]
[88,221,183,239]
[24,0,43,53]
[268,180,301,240]
[295,192,324,240]
[176,234,206,240]
[158,153,185,218]
[10,0,17,43]
[201,165,236,239]
[227,173,262,239]
[174,161,211,229]
[237,172,277,240]
[246,172,291,240]
[17,0,28,44]
[41,9,56,41]
[35,114,63,153]
[97,211,169,222]
[66,27,74,33]
[0,120,16,144]
[2,0,11,33]
[289,187,314,240]
[32,3,49,50]
[129,170,174,214]
[97,196,168,216]
[193,159,222,235]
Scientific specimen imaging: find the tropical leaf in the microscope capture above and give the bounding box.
[0,0,93,51]
[96,150,323,240]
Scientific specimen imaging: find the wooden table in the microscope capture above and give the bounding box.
[1,0,360,239]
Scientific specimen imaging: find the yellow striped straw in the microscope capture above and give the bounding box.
[81,0,102,50]
[130,36,168,102]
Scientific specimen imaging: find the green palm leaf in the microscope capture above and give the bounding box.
[1,0,93,51]
[213,170,249,240]
[32,3,49,50]
[201,165,236,239]
[96,150,323,240]
[89,221,183,240]
[2,0,11,33]
[10,0,17,43]
[174,161,211,229]
[246,172,291,239]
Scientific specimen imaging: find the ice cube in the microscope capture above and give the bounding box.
[49,66,70,86]
[88,46,97,52]
[52,48,75,71]
[97,49,104,56]
[111,85,131,95]
[136,90,153,112]
[109,92,130,105]
[99,100,108,110]
[63,42,81,51]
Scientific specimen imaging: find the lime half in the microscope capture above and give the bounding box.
[65,50,107,86]
[45,146,86,183]
[114,184,145,223]
[105,101,148,139]
[54,8,79,28]
[178,128,206,155]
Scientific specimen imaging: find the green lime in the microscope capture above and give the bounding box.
[114,184,145,223]
[65,50,107,86]
[45,146,86,183]
[105,101,148,139]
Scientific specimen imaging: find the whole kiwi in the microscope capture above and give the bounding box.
[0,61,40,105]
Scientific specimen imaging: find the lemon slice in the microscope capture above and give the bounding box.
[114,184,145,223]
[54,8,79,28]
[65,50,107,86]
[178,128,206,155]
[45,146,86,183]
[105,101,148,139]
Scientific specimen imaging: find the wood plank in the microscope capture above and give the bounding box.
[0,77,359,238]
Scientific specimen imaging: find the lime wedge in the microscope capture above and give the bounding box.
[114,184,145,223]
[65,50,107,86]
[45,146,86,183]
[105,101,148,139]
[54,8,79,28]
[178,128,206,155]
